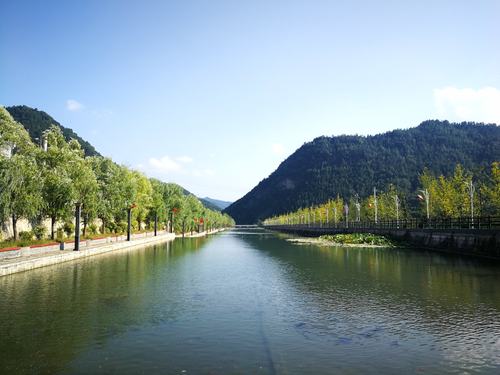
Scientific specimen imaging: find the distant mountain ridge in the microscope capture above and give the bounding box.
[224,120,500,224]
[201,197,232,210]
[6,105,100,157]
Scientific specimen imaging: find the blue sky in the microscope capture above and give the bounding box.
[1,0,499,201]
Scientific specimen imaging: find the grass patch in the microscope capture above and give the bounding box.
[319,233,395,246]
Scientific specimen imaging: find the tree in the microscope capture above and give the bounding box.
[0,108,44,240]
[0,154,44,240]
[39,126,73,239]
[130,171,152,231]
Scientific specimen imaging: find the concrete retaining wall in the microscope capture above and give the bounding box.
[0,228,228,277]
[265,226,500,260]
[0,232,176,277]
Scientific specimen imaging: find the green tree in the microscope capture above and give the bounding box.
[0,154,44,240]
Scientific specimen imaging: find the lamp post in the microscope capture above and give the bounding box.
[344,203,349,229]
[154,212,158,236]
[127,203,136,241]
[373,187,378,224]
[418,189,430,220]
[354,194,360,222]
[334,206,337,228]
[393,195,400,228]
[465,181,475,228]
[74,203,81,251]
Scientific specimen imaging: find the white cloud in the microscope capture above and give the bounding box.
[148,156,182,172]
[176,156,193,163]
[433,87,500,124]
[271,143,286,156]
[192,169,215,177]
[66,99,84,111]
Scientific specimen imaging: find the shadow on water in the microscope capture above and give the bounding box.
[231,228,500,373]
[0,236,212,374]
[1,228,499,374]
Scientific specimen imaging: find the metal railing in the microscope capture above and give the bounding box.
[263,216,500,231]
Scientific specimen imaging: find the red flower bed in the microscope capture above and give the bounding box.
[0,247,21,252]
[30,242,59,249]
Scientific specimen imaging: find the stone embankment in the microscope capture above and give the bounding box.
[0,228,226,277]
[265,225,500,260]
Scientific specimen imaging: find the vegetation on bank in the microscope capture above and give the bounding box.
[225,120,500,224]
[319,233,395,246]
[0,107,235,243]
[263,163,500,226]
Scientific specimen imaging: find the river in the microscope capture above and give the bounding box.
[1,228,499,374]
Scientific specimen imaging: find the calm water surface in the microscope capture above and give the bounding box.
[1,228,500,374]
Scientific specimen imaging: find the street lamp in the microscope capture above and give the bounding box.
[127,203,137,241]
[418,189,430,220]
[373,187,378,224]
[344,203,349,229]
[354,194,361,222]
[393,194,400,228]
[74,202,82,251]
[465,181,475,228]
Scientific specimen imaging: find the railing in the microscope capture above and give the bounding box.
[263,216,500,231]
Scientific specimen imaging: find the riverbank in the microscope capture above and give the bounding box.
[0,228,227,277]
[287,237,393,248]
[265,225,500,260]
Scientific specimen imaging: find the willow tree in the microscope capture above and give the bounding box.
[130,170,152,231]
[39,126,73,239]
[0,107,43,240]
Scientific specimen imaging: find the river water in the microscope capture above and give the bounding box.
[1,228,499,374]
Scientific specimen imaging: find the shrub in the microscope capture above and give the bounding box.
[63,222,74,237]
[19,231,33,241]
[88,224,98,235]
[116,221,127,233]
[105,221,116,233]
[32,225,47,240]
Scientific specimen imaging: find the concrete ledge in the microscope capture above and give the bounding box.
[0,233,176,277]
[265,225,500,260]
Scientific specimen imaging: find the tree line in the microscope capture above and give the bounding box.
[263,163,500,226]
[0,107,234,241]
[226,119,500,224]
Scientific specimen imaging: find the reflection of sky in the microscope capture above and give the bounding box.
[237,230,500,372]
[1,229,500,373]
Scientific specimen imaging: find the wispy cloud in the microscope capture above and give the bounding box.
[433,87,500,124]
[66,99,84,111]
[193,168,215,177]
[176,156,193,163]
[271,143,286,156]
[147,155,196,174]
[148,156,182,172]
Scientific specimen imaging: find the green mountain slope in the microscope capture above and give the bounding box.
[199,198,222,211]
[6,105,100,157]
[201,197,232,210]
[224,120,500,224]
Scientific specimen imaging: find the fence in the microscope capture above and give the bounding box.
[263,216,500,231]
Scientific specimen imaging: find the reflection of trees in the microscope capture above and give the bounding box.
[238,231,500,366]
[0,237,209,374]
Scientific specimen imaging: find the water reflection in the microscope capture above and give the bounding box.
[0,229,499,374]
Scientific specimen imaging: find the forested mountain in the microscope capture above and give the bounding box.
[224,120,500,224]
[199,198,222,211]
[201,197,232,210]
[6,105,100,157]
